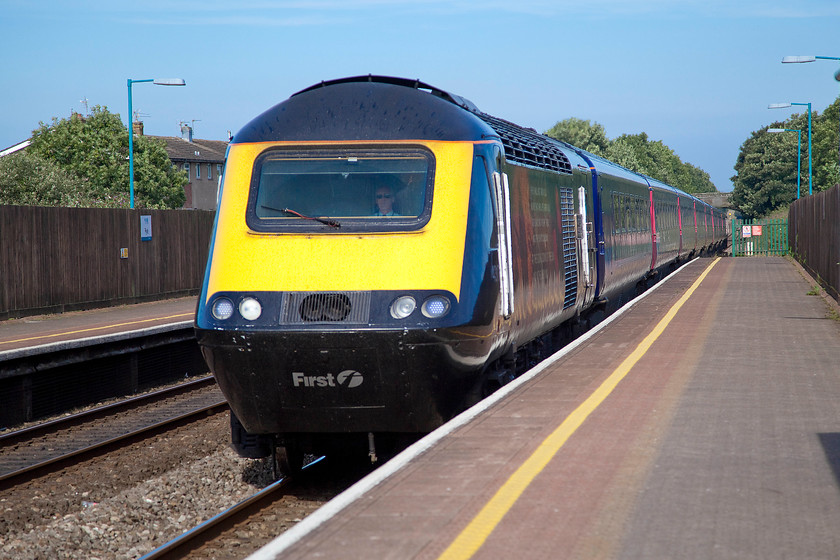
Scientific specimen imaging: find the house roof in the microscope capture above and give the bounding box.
[0,140,31,158]
[155,136,228,163]
[2,135,228,165]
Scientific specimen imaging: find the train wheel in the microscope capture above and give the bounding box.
[274,440,304,477]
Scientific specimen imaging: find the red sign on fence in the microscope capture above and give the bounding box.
[752,225,763,236]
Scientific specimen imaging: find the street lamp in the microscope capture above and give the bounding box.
[782,55,840,66]
[768,128,802,199]
[127,78,186,209]
[769,102,812,196]
[782,54,840,173]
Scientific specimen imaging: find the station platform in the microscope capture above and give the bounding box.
[251,256,840,560]
[0,297,196,360]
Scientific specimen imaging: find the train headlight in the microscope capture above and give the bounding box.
[211,297,235,320]
[390,296,416,319]
[239,297,263,321]
[421,295,451,318]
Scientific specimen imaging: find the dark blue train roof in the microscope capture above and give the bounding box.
[233,75,575,175]
[231,75,718,205]
[233,76,494,143]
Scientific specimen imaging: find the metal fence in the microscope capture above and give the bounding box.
[731,219,789,257]
[0,205,215,319]
[789,185,840,301]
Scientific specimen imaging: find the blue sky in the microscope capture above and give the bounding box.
[2,1,839,192]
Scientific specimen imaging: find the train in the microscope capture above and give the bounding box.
[194,75,728,472]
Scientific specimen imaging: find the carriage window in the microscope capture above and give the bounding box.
[246,148,434,233]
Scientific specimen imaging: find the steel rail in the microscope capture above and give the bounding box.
[0,386,227,486]
[0,375,217,446]
[138,457,327,560]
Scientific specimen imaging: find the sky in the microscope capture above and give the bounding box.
[2,1,840,193]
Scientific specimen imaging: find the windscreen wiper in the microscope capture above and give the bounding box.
[260,205,341,228]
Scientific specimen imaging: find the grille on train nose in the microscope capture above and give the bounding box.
[300,293,352,322]
[281,292,371,324]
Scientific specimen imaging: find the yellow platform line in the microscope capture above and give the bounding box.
[0,313,194,347]
[438,257,721,560]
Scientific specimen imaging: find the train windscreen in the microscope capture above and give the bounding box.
[246,148,434,232]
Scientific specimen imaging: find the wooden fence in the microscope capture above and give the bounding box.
[0,206,215,319]
[789,184,840,302]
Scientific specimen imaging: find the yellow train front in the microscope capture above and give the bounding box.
[195,76,591,468]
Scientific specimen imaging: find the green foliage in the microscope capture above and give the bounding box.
[0,150,101,207]
[608,133,716,194]
[812,98,840,191]
[19,106,186,209]
[544,118,610,156]
[131,136,189,208]
[544,119,718,194]
[730,126,799,218]
[731,97,840,219]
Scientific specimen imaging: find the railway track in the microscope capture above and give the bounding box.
[139,457,320,560]
[135,455,377,560]
[0,375,227,488]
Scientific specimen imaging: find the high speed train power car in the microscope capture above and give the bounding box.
[195,75,727,472]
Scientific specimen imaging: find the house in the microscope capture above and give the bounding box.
[3,122,229,211]
[152,123,228,211]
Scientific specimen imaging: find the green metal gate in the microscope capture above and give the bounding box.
[731,219,788,256]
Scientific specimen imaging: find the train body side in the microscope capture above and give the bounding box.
[582,154,657,303]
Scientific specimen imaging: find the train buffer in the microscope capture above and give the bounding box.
[252,256,840,560]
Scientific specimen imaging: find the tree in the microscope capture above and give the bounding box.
[605,132,717,194]
[730,96,840,218]
[812,98,840,191]
[25,106,187,208]
[544,119,718,194]
[544,118,610,156]
[730,125,799,218]
[0,150,95,207]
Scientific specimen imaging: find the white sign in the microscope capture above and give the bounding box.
[141,215,152,241]
[741,225,752,238]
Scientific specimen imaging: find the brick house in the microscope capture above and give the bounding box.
[153,123,228,211]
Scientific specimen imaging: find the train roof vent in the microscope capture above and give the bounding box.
[477,113,572,175]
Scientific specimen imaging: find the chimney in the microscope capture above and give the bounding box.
[180,122,193,142]
[132,121,144,136]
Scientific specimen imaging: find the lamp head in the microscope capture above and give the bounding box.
[768,103,792,109]
[782,55,816,64]
[153,78,186,86]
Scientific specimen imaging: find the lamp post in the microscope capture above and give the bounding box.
[768,128,802,199]
[769,102,812,195]
[127,78,186,209]
[782,54,840,171]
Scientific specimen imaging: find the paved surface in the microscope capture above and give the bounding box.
[251,257,840,560]
[0,296,196,357]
